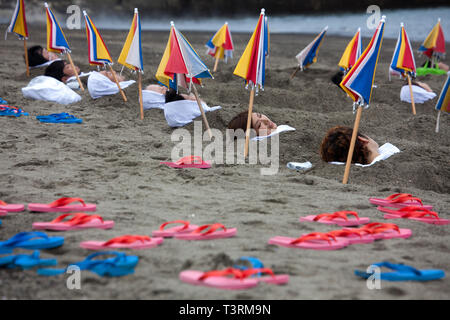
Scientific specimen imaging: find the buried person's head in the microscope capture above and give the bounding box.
[27,45,59,67]
[44,60,80,83]
[320,126,380,165]
[228,111,277,136]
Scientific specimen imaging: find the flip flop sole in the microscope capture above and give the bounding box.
[300,215,370,226]
[0,204,25,212]
[268,236,349,250]
[33,220,115,231]
[179,270,259,290]
[80,238,164,250]
[369,199,433,210]
[152,225,200,238]
[383,214,449,225]
[28,203,97,212]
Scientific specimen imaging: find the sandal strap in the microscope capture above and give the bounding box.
[242,268,275,278]
[290,232,337,245]
[393,206,439,219]
[48,197,86,208]
[175,156,203,165]
[385,193,423,205]
[314,211,359,222]
[0,200,7,206]
[159,220,190,231]
[199,267,245,281]
[192,223,226,236]
[103,235,150,246]
[327,229,363,238]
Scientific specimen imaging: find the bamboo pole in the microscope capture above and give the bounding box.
[435,110,441,133]
[192,83,212,139]
[108,64,127,102]
[213,55,220,73]
[24,39,30,77]
[342,106,363,184]
[407,75,416,115]
[66,53,84,91]
[138,72,144,120]
[290,66,300,80]
[244,88,256,158]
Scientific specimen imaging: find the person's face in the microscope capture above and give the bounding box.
[41,48,59,61]
[251,113,277,136]
[63,62,80,78]
[147,84,168,95]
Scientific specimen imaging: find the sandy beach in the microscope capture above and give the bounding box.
[0,24,449,300]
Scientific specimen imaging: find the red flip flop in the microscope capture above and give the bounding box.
[326,228,375,244]
[160,156,211,169]
[152,220,200,238]
[300,211,370,227]
[28,197,96,213]
[179,267,288,290]
[0,200,25,212]
[369,193,433,209]
[358,222,412,240]
[174,223,237,240]
[378,206,449,225]
[32,213,114,231]
[268,232,349,250]
[80,235,163,250]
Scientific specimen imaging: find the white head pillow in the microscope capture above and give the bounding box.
[22,76,81,105]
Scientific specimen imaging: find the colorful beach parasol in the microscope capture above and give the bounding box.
[156,21,213,137]
[45,2,84,90]
[5,0,29,76]
[435,72,450,133]
[118,8,144,118]
[340,16,386,184]
[206,22,234,72]
[84,11,127,102]
[338,28,362,74]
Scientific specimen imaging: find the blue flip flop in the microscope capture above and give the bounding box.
[0,106,29,117]
[234,256,265,277]
[0,98,7,104]
[0,250,57,270]
[36,113,82,124]
[355,262,446,282]
[0,231,64,251]
[38,251,139,277]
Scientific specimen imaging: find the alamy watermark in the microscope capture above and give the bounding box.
[366,5,381,30]
[366,265,381,290]
[66,265,81,290]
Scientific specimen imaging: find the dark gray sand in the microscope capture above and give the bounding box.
[0,26,449,299]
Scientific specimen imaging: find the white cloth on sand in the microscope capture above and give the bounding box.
[164,100,221,127]
[330,143,400,168]
[87,71,135,99]
[252,125,296,141]
[22,76,81,105]
[400,85,436,104]
[66,72,94,90]
[29,59,61,69]
[142,90,166,110]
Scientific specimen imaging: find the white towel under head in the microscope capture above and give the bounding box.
[22,75,81,105]
[164,100,221,127]
[400,85,436,104]
[251,125,296,141]
[142,90,166,110]
[330,143,400,167]
[86,71,135,99]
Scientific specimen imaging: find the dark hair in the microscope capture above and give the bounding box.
[331,71,344,87]
[227,111,253,131]
[45,60,66,82]
[165,88,186,103]
[320,126,370,164]
[28,45,48,67]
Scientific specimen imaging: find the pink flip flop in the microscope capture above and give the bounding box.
[152,220,200,238]
[369,193,433,209]
[268,232,349,250]
[160,156,211,169]
[0,210,7,217]
[174,223,236,241]
[179,268,288,290]
[32,213,114,231]
[326,229,375,244]
[80,235,163,250]
[0,200,25,212]
[358,222,412,240]
[300,211,370,227]
[378,206,449,225]
[28,197,96,213]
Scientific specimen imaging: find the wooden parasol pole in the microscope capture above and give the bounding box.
[138,71,144,120]
[108,64,127,102]
[244,88,256,158]
[66,53,84,91]
[290,66,300,80]
[435,110,441,133]
[407,74,416,115]
[23,39,30,77]
[213,51,221,73]
[192,83,212,139]
[342,106,363,184]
